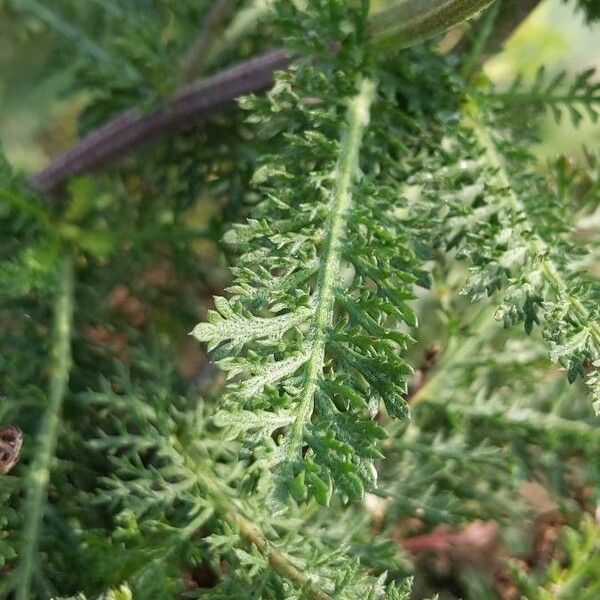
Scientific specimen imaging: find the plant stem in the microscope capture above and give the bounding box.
[440,401,600,439]
[16,253,74,600]
[482,0,542,55]
[370,0,495,51]
[196,472,333,600]
[453,0,542,58]
[286,78,376,458]
[234,514,333,600]
[31,49,291,194]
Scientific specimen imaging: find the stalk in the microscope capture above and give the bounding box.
[234,514,333,600]
[16,253,74,600]
[370,0,495,50]
[197,472,334,600]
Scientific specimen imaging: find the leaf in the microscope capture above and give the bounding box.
[193,10,422,503]
[191,299,313,351]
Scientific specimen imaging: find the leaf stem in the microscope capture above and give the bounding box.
[16,252,74,600]
[234,514,333,600]
[196,472,334,600]
[30,49,291,194]
[286,78,376,458]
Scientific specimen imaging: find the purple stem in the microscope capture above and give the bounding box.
[31,49,290,194]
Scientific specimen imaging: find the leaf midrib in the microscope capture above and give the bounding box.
[285,78,376,459]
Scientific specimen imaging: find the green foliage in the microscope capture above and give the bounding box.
[487,66,600,126]
[72,352,412,599]
[193,2,424,505]
[55,586,133,600]
[512,515,600,599]
[0,0,599,599]
[408,100,600,413]
[3,0,211,124]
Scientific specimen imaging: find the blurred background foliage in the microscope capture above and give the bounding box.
[486,0,600,158]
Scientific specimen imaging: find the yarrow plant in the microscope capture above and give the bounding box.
[0,0,599,598]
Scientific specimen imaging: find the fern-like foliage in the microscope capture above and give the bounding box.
[4,0,213,124]
[486,66,600,126]
[0,476,19,568]
[194,2,423,505]
[55,587,133,600]
[2,0,600,598]
[80,352,412,600]
[408,97,600,414]
[0,150,57,299]
[375,299,600,598]
[511,515,600,599]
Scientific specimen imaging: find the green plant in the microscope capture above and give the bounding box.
[0,0,599,598]
[510,515,600,599]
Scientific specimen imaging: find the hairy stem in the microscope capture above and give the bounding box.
[31,49,291,194]
[286,78,376,458]
[16,253,74,600]
[235,514,333,600]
